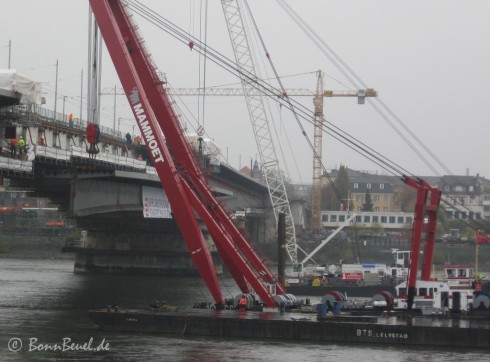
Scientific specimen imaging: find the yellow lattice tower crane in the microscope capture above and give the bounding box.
[309,70,377,230]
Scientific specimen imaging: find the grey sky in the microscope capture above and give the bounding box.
[1,1,489,183]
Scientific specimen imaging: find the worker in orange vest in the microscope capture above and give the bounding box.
[237,295,247,312]
[10,138,18,157]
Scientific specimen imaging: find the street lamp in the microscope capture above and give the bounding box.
[62,96,67,121]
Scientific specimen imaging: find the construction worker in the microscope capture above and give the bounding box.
[10,137,18,157]
[237,295,247,312]
[18,136,25,155]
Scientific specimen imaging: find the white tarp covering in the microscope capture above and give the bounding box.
[0,156,33,172]
[186,133,221,165]
[142,185,172,218]
[0,70,43,104]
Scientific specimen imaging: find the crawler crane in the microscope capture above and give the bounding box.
[89,0,285,308]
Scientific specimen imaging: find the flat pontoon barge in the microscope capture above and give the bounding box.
[89,308,490,349]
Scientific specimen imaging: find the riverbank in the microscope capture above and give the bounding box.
[1,233,488,271]
[294,240,490,270]
[0,232,73,259]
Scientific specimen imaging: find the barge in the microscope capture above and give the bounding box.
[88,307,490,349]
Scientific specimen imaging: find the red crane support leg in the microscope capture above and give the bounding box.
[105,1,283,298]
[89,0,224,306]
[182,181,279,307]
[404,178,428,311]
[133,48,284,295]
[421,187,441,281]
[189,177,286,294]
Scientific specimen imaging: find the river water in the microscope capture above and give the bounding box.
[0,258,487,361]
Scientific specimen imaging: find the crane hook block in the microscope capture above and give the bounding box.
[86,123,96,144]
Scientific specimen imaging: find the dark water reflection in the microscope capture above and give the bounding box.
[0,258,487,361]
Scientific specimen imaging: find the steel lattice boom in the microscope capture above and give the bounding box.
[221,0,298,265]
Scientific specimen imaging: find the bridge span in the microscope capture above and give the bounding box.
[0,103,277,275]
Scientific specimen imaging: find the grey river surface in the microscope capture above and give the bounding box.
[0,258,488,361]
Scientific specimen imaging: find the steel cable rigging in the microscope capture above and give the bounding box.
[128,1,490,233]
[275,0,453,177]
[128,0,425,211]
[128,1,410,178]
[259,0,489,233]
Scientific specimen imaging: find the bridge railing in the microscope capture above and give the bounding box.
[34,145,71,162]
[0,104,126,140]
[34,144,147,171]
[0,145,150,175]
[1,105,160,175]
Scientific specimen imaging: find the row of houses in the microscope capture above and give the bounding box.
[289,167,490,231]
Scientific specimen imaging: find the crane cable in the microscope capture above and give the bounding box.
[129,0,410,181]
[128,1,490,234]
[240,0,420,200]
[274,0,490,233]
[276,0,488,231]
[198,0,209,130]
[275,0,453,177]
[237,2,305,186]
[240,0,345,202]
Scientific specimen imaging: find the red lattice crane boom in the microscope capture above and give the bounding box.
[89,0,284,307]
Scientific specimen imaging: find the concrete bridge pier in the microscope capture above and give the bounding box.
[71,220,223,276]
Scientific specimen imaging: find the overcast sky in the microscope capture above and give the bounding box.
[1,1,489,183]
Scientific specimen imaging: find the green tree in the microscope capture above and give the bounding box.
[334,165,350,210]
[322,165,350,211]
[362,190,374,211]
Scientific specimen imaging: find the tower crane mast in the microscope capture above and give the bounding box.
[311,70,325,230]
[309,72,377,229]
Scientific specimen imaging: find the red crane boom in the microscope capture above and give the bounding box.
[89,0,284,307]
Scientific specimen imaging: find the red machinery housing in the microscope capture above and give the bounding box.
[403,176,441,310]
